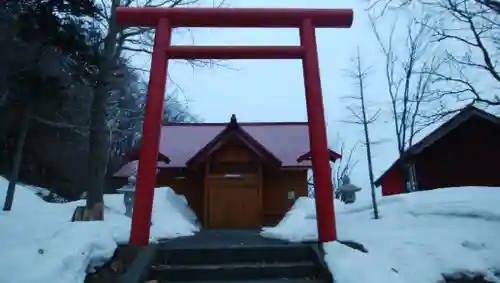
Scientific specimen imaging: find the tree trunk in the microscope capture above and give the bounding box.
[3,105,32,211]
[82,85,108,221]
[364,129,379,219]
[81,0,120,221]
[359,79,379,219]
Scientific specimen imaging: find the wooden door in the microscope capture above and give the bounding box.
[207,175,260,228]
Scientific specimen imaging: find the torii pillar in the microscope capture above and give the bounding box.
[115,7,353,246]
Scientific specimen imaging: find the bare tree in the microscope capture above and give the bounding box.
[82,0,224,220]
[369,0,500,116]
[422,0,500,109]
[368,0,500,17]
[97,0,226,65]
[308,135,358,198]
[342,47,380,219]
[370,15,438,155]
[332,135,358,193]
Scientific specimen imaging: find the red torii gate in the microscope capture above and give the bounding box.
[115,7,353,246]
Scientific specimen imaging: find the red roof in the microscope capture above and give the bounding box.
[114,120,341,177]
[186,116,283,168]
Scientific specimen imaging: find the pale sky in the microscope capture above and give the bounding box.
[131,0,414,201]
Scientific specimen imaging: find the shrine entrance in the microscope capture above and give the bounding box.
[115,7,353,246]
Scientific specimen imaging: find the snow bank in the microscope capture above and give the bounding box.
[0,178,199,283]
[261,197,318,242]
[149,187,200,240]
[261,187,500,283]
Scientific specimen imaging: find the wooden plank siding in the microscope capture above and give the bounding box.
[262,169,308,226]
[154,139,309,228]
[155,168,204,222]
[205,141,262,228]
[414,115,500,190]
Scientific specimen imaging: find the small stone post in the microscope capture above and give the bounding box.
[124,175,136,217]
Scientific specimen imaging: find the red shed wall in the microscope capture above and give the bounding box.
[414,116,500,190]
[380,166,405,196]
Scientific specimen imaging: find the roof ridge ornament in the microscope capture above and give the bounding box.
[229,114,238,128]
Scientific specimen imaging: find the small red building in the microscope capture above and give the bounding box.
[114,115,341,228]
[374,106,500,196]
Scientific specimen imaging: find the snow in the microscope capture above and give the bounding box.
[261,187,500,283]
[0,177,200,283]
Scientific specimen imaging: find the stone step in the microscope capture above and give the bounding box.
[157,245,316,266]
[149,261,320,282]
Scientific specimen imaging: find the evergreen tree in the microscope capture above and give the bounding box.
[1,0,101,210]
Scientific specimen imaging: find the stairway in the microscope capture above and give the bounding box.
[144,244,331,283]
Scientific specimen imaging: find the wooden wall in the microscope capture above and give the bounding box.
[204,140,261,228]
[262,169,308,226]
[415,116,500,190]
[156,168,204,222]
[379,166,405,196]
[209,140,259,164]
[154,139,309,228]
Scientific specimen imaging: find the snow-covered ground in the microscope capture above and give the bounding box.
[0,178,199,283]
[262,188,500,283]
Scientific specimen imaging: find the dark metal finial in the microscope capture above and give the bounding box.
[228,114,238,129]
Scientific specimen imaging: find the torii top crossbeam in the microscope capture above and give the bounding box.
[115,7,353,28]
